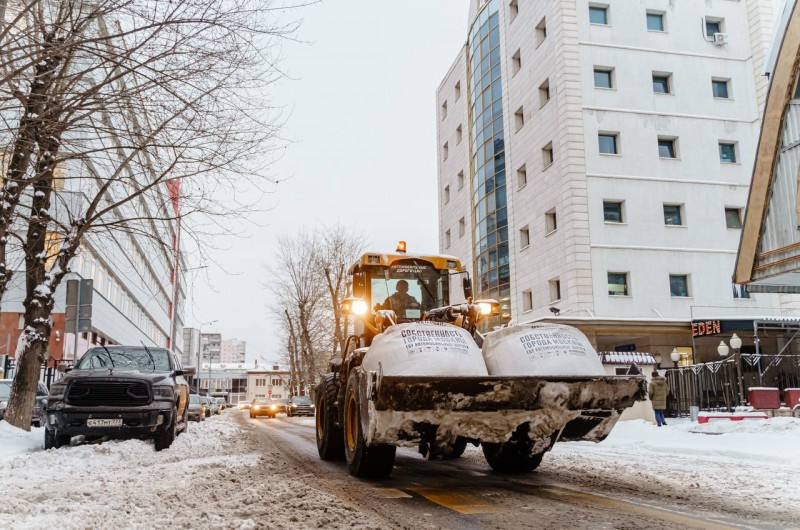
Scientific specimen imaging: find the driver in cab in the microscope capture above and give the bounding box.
[382,279,420,317]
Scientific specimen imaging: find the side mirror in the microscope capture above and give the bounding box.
[57,364,72,373]
[462,276,473,300]
[173,369,185,377]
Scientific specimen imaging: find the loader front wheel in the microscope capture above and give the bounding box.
[316,374,345,461]
[481,441,544,473]
[344,370,396,478]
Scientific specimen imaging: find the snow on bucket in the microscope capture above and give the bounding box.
[482,323,605,376]
[361,322,488,376]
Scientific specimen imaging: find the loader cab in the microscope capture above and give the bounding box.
[346,251,463,340]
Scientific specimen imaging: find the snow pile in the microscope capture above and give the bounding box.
[0,422,43,461]
[0,415,382,529]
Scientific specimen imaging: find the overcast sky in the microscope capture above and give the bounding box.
[185,1,471,363]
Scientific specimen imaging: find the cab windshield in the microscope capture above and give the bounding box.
[76,347,172,372]
[369,260,449,320]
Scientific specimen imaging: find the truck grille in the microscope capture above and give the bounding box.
[294,405,313,414]
[67,381,151,407]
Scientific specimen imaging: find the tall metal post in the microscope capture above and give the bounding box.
[73,280,81,360]
[735,347,745,405]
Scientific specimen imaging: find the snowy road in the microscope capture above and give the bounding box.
[1,411,797,529]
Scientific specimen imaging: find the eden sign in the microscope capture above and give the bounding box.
[692,320,721,337]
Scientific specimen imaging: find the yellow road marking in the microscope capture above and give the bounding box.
[374,488,412,499]
[406,487,499,515]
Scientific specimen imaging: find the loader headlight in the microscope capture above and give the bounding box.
[341,297,368,316]
[476,300,500,316]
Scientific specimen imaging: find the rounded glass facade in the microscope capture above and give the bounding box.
[468,0,510,319]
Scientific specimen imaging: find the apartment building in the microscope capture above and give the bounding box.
[201,333,222,363]
[438,0,791,363]
[220,338,247,364]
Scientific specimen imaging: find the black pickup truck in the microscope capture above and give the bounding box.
[44,346,189,451]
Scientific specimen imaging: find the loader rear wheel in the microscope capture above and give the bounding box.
[316,374,345,461]
[451,437,468,458]
[344,370,396,478]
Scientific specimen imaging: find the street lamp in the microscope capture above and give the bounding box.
[670,348,681,368]
[729,333,745,406]
[717,341,730,357]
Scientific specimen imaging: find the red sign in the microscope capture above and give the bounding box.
[267,389,272,396]
[692,320,721,337]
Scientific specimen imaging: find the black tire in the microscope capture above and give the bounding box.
[481,437,545,473]
[154,409,177,451]
[450,437,468,458]
[44,429,70,450]
[177,406,189,436]
[344,370,395,478]
[316,373,345,461]
[249,412,255,419]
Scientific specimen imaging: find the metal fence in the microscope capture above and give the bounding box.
[665,354,800,416]
[2,356,73,389]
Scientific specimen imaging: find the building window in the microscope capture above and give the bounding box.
[520,225,530,248]
[725,208,742,229]
[712,78,730,99]
[539,78,550,107]
[669,274,690,297]
[515,106,524,131]
[705,17,723,37]
[646,11,664,32]
[445,229,451,248]
[444,185,450,204]
[663,204,684,226]
[652,73,671,94]
[658,137,677,159]
[17,313,24,330]
[443,142,449,160]
[512,49,521,75]
[522,289,533,312]
[719,142,737,163]
[603,200,624,223]
[455,80,461,101]
[509,0,518,21]
[608,273,629,296]
[732,283,750,299]
[594,68,613,89]
[536,17,547,45]
[517,164,527,188]
[549,278,561,302]
[441,100,447,120]
[542,142,554,167]
[457,170,465,190]
[456,124,463,144]
[589,4,608,25]
[598,133,619,155]
[459,217,466,237]
[545,209,557,234]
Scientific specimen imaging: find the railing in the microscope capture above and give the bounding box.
[665,354,800,416]
[2,357,73,389]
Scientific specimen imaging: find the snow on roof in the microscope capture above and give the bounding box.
[598,351,657,365]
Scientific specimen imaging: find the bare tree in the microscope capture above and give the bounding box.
[1,0,299,430]
[266,224,366,394]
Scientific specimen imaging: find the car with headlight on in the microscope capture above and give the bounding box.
[44,346,189,451]
[237,401,250,411]
[249,398,285,419]
[286,395,314,417]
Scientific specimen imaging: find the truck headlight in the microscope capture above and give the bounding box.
[270,405,277,410]
[153,386,174,400]
[49,382,67,400]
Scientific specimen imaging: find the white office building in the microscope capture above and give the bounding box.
[438,0,795,364]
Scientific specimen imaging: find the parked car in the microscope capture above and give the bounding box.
[202,396,214,418]
[249,398,285,419]
[237,401,250,410]
[44,345,190,451]
[286,395,314,417]
[217,398,227,411]
[188,394,206,422]
[0,379,48,427]
[213,398,224,414]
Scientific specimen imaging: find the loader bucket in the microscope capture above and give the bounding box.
[355,370,647,451]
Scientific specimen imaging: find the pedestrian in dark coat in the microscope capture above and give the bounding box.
[649,371,669,427]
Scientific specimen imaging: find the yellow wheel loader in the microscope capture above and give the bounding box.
[315,246,646,478]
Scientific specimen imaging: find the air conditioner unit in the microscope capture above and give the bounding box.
[713,33,729,45]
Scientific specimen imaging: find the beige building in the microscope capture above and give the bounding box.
[246,366,291,402]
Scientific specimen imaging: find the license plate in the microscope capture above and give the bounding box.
[86,418,123,427]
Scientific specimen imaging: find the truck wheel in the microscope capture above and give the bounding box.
[316,373,345,461]
[154,409,177,451]
[44,429,70,450]
[481,441,544,473]
[450,437,468,458]
[344,370,395,478]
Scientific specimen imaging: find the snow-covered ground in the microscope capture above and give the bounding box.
[511,417,800,522]
[0,415,382,529]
